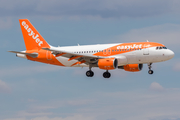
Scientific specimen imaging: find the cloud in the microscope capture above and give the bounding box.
[17,111,52,117]
[0,64,66,77]
[80,88,180,120]
[0,0,180,19]
[4,118,26,120]
[113,23,180,48]
[4,88,180,120]
[0,79,11,93]
[31,115,94,120]
[4,115,94,120]
[27,99,37,103]
[150,82,164,91]
[14,99,95,118]
[173,62,180,71]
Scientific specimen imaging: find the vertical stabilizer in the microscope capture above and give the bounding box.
[19,19,50,50]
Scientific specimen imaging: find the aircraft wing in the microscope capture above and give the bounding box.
[42,47,105,64]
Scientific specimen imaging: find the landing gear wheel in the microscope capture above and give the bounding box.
[103,72,111,78]
[86,70,94,77]
[148,63,154,75]
[148,70,154,74]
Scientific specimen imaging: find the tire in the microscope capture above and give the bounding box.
[86,70,94,77]
[103,72,111,78]
[148,70,154,74]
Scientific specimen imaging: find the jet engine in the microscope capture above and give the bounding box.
[98,58,118,70]
[123,64,143,72]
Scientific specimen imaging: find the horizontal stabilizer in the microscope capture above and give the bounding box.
[8,51,38,58]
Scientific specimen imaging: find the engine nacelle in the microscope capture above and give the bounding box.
[123,64,143,72]
[98,58,118,70]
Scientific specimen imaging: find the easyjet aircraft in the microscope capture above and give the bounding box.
[9,19,174,78]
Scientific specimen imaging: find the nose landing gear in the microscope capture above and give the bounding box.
[148,63,154,75]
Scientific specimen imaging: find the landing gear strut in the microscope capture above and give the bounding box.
[103,70,111,78]
[148,63,154,75]
[86,65,94,77]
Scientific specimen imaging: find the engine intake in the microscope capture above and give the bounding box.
[98,58,118,70]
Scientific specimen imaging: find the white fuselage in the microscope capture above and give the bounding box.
[51,43,174,67]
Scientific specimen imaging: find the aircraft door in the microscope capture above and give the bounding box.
[46,51,52,60]
[143,44,150,55]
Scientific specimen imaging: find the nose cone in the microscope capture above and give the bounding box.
[166,49,174,60]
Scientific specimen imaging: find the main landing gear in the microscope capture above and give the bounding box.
[86,70,111,78]
[148,63,154,75]
[103,71,111,78]
[86,65,94,77]
[86,66,111,78]
[86,70,94,77]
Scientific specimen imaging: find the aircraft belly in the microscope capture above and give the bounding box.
[56,56,76,67]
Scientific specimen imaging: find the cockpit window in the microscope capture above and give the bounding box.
[156,46,167,50]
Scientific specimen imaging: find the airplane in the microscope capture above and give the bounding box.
[9,19,174,78]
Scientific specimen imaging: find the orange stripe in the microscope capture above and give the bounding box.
[26,49,64,66]
[93,42,165,57]
[68,56,82,61]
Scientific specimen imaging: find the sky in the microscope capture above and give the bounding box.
[1,0,180,120]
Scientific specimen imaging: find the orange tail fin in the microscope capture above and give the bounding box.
[19,19,50,50]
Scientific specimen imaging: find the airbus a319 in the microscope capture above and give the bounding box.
[9,19,174,78]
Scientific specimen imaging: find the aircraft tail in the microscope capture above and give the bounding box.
[19,19,50,50]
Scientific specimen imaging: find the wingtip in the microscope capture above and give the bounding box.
[8,51,16,53]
